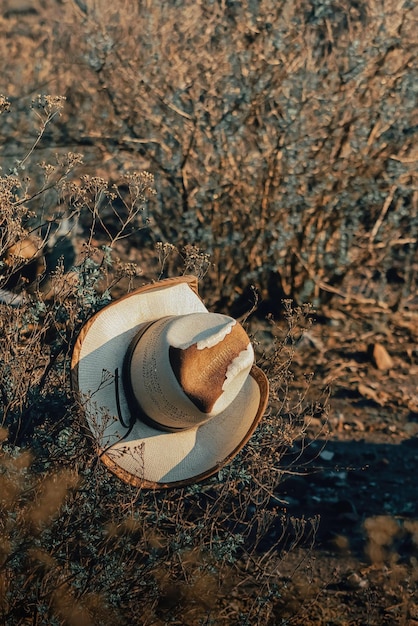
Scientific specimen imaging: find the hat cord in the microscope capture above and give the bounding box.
[114,366,135,432]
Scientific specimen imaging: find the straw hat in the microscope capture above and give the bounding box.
[71,276,269,488]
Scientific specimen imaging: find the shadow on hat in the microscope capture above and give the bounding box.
[71,276,269,488]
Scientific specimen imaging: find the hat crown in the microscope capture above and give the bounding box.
[169,315,253,414]
[127,312,254,431]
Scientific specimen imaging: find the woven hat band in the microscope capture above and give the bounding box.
[126,312,254,432]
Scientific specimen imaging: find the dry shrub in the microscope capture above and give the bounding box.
[26,469,80,531]
[51,584,101,626]
[364,514,402,565]
[2,0,415,311]
[404,520,418,551]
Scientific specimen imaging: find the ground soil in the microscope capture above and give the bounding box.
[252,300,418,625]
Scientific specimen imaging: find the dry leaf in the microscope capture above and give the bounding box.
[407,397,418,414]
[358,383,389,406]
[369,343,394,371]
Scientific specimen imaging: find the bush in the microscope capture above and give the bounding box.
[1,0,416,311]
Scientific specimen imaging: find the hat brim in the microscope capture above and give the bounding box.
[71,276,269,488]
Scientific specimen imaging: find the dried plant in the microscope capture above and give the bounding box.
[2,0,411,313]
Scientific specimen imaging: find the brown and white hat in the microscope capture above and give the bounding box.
[71,276,269,488]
